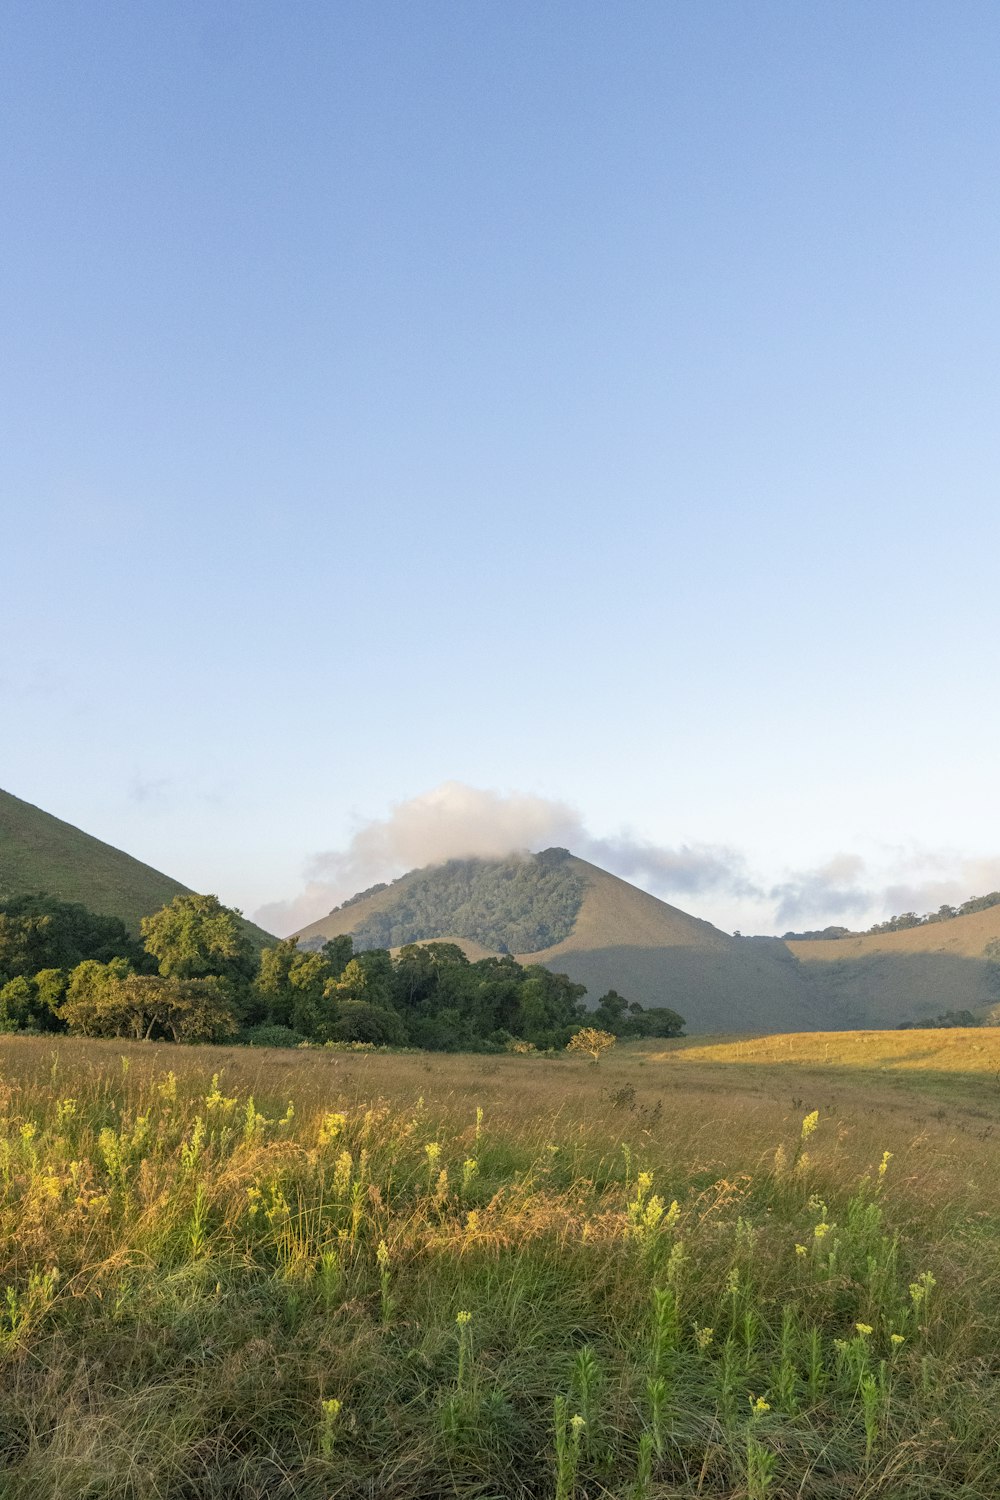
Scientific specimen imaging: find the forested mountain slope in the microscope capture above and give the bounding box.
[294,849,826,1034]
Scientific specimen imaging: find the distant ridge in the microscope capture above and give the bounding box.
[785,908,1000,1025]
[294,850,826,1034]
[0,788,274,945]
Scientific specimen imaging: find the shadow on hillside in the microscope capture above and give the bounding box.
[799,951,999,1027]
[546,940,824,1034]
[545,943,999,1034]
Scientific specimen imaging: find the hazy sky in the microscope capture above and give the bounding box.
[3,2,998,937]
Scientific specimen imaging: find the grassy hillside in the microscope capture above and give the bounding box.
[296,851,827,1034]
[0,788,274,946]
[785,905,1000,1025]
[521,856,827,1033]
[0,1030,997,1497]
[0,788,192,930]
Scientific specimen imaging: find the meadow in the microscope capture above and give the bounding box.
[0,1032,999,1499]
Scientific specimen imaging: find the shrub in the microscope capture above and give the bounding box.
[329,1001,406,1046]
[566,1027,616,1062]
[238,1023,306,1048]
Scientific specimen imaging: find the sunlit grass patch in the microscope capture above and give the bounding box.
[655,1027,1000,1075]
[0,1034,997,1496]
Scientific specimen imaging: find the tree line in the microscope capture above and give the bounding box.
[0,892,684,1051]
[783,889,1000,942]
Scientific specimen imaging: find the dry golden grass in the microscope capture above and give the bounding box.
[787,907,1000,962]
[657,1025,1000,1073]
[0,1031,997,1498]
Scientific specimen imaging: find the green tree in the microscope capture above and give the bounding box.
[566,1027,617,1063]
[59,961,235,1041]
[513,966,587,1047]
[0,895,146,984]
[254,939,337,1034]
[593,989,630,1031]
[0,968,67,1032]
[0,976,33,1031]
[326,950,394,1010]
[329,1000,406,1046]
[591,990,685,1039]
[253,937,299,1025]
[393,942,469,1009]
[141,894,254,985]
[140,975,237,1042]
[321,935,354,978]
[626,1006,685,1038]
[59,958,136,1036]
[286,950,332,1035]
[33,968,68,1026]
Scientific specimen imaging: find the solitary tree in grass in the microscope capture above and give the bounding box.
[567,1026,616,1063]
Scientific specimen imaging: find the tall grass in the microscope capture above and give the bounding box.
[0,1034,997,1497]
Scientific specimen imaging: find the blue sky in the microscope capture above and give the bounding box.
[3,2,998,935]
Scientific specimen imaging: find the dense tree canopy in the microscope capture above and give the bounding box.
[338,849,586,955]
[60,962,236,1042]
[0,894,146,983]
[0,890,682,1051]
[140,893,256,983]
[591,988,685,1039]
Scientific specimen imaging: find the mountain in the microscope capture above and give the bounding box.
[0,788,274,945]
[293,849,827,1034]
[785,909,1000,1026]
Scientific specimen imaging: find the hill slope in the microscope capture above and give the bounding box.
[294,850,827,1034]
[0,788,274,945]
[785,909,1000,1025]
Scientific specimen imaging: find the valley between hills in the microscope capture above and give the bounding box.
[4,786,998,1035]
[4,785,1000,1499]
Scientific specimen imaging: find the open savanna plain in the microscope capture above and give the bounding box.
[1,1033,1000,1499]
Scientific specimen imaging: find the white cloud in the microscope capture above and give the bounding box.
[255,781,758,934]
[770,854,873,928]
[769,851,1000,933]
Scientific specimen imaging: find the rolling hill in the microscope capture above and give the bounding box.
[0,788,274,945]
[785,908,1000,1026]
[293,849,829,1034]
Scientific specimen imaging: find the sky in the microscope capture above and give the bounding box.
[2,2,999,938]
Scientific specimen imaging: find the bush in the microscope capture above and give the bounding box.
[566,1027,616,1062]
[237,1023,306,1048]
[329,1001,406,1046]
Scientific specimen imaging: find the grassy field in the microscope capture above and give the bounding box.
[0,1032,998,1498]
[659,1027,1000,1091]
